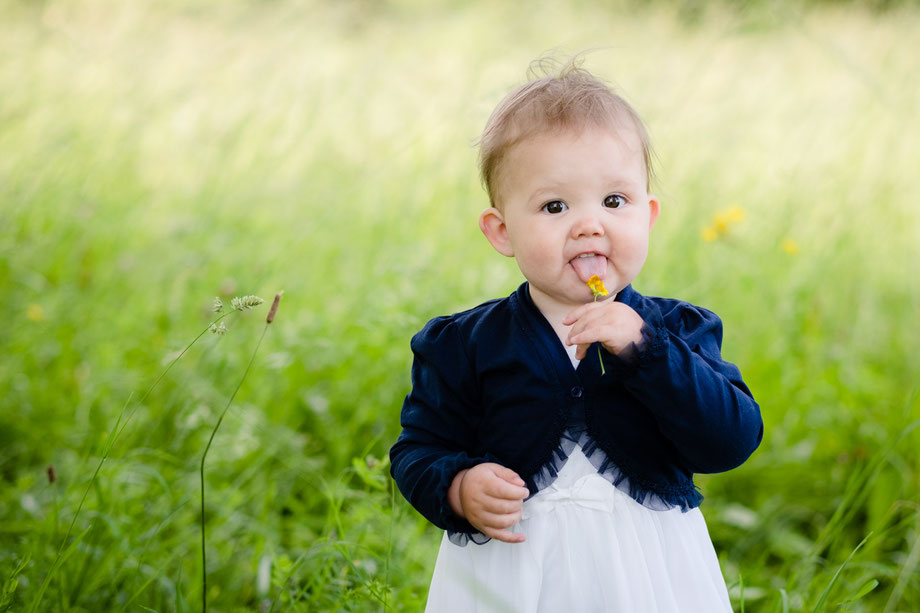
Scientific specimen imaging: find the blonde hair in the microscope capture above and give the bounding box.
[478,58,654,208]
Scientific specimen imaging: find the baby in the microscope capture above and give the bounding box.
[391,60,763,612]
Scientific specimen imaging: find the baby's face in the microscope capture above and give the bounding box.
[490,125,659,314]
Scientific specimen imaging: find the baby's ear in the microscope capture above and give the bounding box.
[647,196,661,231]
[479,208,514,257]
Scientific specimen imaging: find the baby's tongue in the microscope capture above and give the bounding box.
[570,254,607,283]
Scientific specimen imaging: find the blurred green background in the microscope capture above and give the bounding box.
[1,0,918,610]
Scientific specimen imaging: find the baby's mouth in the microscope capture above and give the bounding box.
[569,253,607,283]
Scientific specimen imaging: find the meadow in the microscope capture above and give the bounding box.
[1,0,918,610]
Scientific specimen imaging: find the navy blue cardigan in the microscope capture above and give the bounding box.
[390,282,763,538]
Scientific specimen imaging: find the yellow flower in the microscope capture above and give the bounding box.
[702,205,746,243]
[782,238,800,255]
[27,304,43,322]
[725,205,745,224]
[586,275,608,297]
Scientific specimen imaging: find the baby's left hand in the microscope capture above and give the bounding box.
[563,301,646,360]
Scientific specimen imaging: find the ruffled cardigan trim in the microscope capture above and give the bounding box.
[447,405,703,546]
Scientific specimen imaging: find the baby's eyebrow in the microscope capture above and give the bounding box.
[527,186,565,202]
[599,171,641,186]
[602,178,644,193]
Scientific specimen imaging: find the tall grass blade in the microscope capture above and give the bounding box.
[841,578,878,605]
[773,588,789,613]
[884,522,920,613]
[0,553,30,613]
[810,533,871,613]
[125,498,190,609]
[26,526,92,613]
[200,297,279,612]
[266,552,308,613]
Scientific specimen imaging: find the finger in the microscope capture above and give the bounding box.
[565,308,611,346]
[480,497,524,515]
[569,324,618,347]
[476,508,522,529]
[568,328,602,348]
[485,478,529,500]
[562,300,607,326]
[562,300,612,326]
[475,509,524,536]
[574,342,591,361]
[491,464,526,487]
[567,310,622,345]
[484,527,526,544]
[568,320,602,348]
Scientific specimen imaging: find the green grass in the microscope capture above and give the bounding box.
[1,0,919,610]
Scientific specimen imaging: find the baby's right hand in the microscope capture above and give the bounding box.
[449,463,529,543]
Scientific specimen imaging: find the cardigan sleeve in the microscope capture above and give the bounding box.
[604,300,763,474]
[389,316,497,534]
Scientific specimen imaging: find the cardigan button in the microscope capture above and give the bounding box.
[569,386,583,399]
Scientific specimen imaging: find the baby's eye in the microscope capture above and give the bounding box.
[542,200,567,214]
[603,194,626,209]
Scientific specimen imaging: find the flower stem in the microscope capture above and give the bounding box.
[594,294,606,375]
[200,322,270,613]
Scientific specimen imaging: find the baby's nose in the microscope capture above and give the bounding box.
[571,212,605,237]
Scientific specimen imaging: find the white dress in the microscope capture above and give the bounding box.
[424,348,733,613]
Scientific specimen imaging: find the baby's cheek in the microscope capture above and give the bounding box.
[518,249,553,278]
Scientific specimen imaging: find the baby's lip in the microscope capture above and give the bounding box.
[568,250,606,262]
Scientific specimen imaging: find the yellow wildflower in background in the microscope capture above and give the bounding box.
[587,275,608,297]
[716,205,745,227]
[782,239,800,255]
[27,304,44,322]
[702,205,745,242]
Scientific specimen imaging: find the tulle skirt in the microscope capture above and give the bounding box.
[425,447,732,613]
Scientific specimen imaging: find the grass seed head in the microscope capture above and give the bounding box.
[266,292,283,324]
[231,295,264,311]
